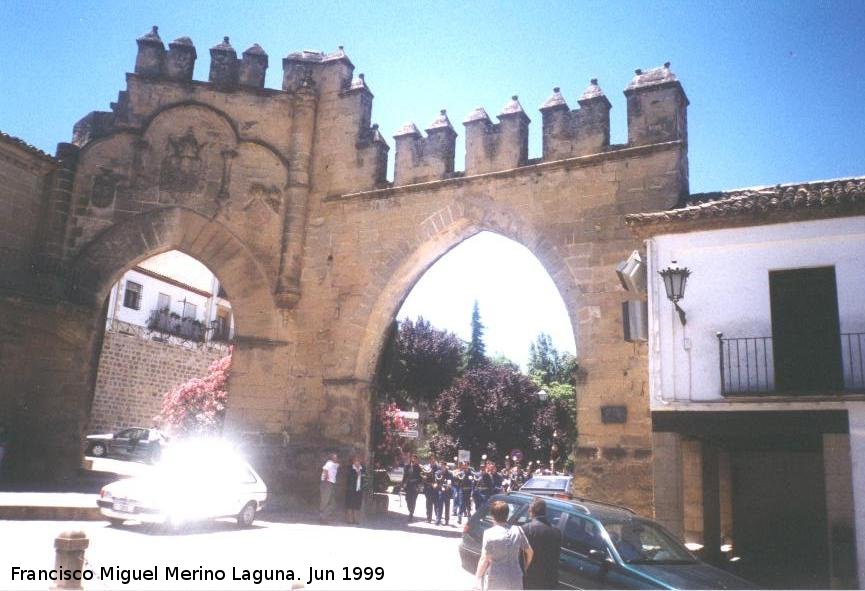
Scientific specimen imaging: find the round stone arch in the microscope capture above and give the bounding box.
[67,204,287,455]
[69,205,277,339]
[351,195,582,386]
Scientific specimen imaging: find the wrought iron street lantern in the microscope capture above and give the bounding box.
[659,262,691,325]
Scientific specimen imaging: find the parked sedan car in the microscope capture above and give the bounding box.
[97,444,267,528]
[460,492,754,589]
[85,427,167,464]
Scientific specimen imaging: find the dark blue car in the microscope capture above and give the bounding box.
[459,492,755,589]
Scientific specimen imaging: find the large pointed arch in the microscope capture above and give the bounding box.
[351,195,582,384]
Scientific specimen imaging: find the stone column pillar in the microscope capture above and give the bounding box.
[824,432,857,588]
[701,441,722,565]
[845,406,865,587]
[652,431,684,539]
[276,76,317,307]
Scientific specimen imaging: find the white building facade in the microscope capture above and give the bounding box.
[104,251,234,344]
[628,177,865,589]
[87,251,235,432]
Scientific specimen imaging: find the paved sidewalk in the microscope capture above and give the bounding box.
[0,492,101,520]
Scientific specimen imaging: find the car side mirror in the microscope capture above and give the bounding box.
[588,548,614,566]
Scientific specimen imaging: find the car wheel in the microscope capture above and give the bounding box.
[89,443,106,458]
[108,518,124,528]
[237,502,256,528]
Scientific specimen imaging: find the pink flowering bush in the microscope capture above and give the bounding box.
[372,402,409,468]
[156,350,232,437]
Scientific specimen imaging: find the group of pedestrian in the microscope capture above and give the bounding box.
[400,455,533,527]
[475,497,562,591]
[319,453,366,524]
[319,451,562,590]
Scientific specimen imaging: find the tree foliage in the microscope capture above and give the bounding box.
[374,317,464,408]
[429,362,562,463]
[156,350,231,436]
[528,332,577,386]
[466,300,487,369]
[527,333,578,468]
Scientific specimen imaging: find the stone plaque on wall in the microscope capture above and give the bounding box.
[601,405,628,424]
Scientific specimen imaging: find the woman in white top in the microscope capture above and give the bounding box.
[475,500,533,590]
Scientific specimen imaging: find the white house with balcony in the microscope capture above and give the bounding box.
[104,250,234,344]
[87,251,235,433]
[627,177,865,589]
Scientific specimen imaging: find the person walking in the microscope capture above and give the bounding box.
[474,500,533,590]
[402,453,422,522]
[319,452,339,523]
[456,462,475,523]
[424,456,440,523]
[474,462,493,510]
[491,464,504,495]
[520,498,562,590]
[345,455,365,525]
[435,461,453,526]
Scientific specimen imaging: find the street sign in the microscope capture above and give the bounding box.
[509,449,524,462]
[396,410,419,439]
[458,449,471,463]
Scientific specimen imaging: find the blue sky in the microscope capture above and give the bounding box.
[2,1,862,365]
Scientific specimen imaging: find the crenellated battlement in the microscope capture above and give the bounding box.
[392,110,458,185]
[462,96,530,176]
[71,27,687,195]
[69,27,390,193]
[133,27,271,90]
[540,80,611,161]
[390,63,687,187]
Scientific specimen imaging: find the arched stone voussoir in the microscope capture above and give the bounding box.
[69,206,278,337]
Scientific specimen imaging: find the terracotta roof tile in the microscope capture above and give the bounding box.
[625,177,865,227]
[0,130,57,163]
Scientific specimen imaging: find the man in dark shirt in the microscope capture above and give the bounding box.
[435,462,453,526]
[521,498,563,590]
[402,454,422,522]
[423,456,440,523]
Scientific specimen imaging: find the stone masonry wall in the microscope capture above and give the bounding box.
[0,142,51,254]
[0,29,690,510]
[88,329,225,433]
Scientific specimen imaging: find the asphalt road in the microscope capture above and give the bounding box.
[0,495,476,591]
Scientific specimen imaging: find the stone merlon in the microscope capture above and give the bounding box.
[624,62,688,147]
[540,79,611,161]
[463,95,530,175]
[393,110,457,186]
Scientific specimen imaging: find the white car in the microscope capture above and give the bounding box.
[97,444,267,528]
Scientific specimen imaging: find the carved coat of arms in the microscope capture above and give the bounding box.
[159,128,205,194]
[91,168,119,208]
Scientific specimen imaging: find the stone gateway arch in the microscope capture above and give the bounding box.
[0,28,688,511]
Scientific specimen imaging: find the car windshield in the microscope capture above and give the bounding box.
[598,516,696,564]
[521,477,569,490]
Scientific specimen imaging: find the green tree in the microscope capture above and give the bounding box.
[528,332,577,386]
[528,333,578,468]
[374,317,464,408]
[466,300,487,369]
[429,362,570,464]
